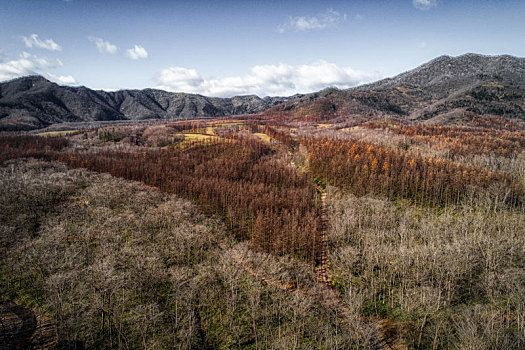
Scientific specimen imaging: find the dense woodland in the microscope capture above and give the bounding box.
[0,133,321,261]
[365,119,525,158]
[1,115,525,349]
[306,137,523,207]
[0,159,362,349]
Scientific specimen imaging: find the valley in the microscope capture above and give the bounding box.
[2,0,525,345]
[1,113,524,348]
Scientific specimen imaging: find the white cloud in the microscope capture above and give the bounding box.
[413,0,437,10]
[22,34,62,51]
[19,52,62,68]
[36,56,63,68]
[0,57,35,81]
[88,36,119,54]
[126,45,148,60]
[45,73,77,84]
[277,9,346,33]
[156,60,377,97]
[0,52,76,84]
[157,67,204,91]
[418,41,428,48]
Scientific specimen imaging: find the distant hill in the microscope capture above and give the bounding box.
[270,53,525,124]
[2,53,525,130]
[0,76,288,131]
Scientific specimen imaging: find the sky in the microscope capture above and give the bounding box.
[0,0,524,97]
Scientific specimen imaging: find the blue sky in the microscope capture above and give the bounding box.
[0,0,524,96]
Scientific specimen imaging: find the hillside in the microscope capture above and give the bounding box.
[2,53,525,131]
[0,76,288,131]
[270,53,525,123]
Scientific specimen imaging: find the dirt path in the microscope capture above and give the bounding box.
[284,143,399,348]
[224,239,399,349]
[0,300,57,350]
[315,190,333,285]
[313,188,404,350]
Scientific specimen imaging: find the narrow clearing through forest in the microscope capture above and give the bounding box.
[223,139,404,349]
[314,186,403,350]
[225,180,402,349]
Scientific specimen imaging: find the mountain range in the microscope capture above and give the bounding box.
[272,53,525,124]
[1,53,525,131]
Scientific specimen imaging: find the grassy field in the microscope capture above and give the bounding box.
[253,132,271,142]
[180,133,218,146]
[36,130,77,136]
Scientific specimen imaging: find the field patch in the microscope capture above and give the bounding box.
[253,132,271,142]
[36,130,77,136]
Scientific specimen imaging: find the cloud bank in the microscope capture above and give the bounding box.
[45,73,77,84]
[126,45,148,60]
[156,61,376,97]
[89,37,119,54]
[0,57,35,81]
[0,52,76,84]
[277,9,346,33]
[22,34,62,51]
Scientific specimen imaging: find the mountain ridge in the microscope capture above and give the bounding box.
[0,75,290,131]
[270,53,525,123]
[2,53,525,130]
[356,53,525,91]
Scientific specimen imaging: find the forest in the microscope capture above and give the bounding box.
[1,114,525,349]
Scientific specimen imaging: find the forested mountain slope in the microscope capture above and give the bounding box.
[2,53,525,130]
[269,53,525,123]
[0,76,287,131]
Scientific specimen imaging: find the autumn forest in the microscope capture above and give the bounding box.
[1,113,525,349]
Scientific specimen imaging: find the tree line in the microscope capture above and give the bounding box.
[366,120,525,158]
[0,135,69,163]
[305,137,524,207]
[0,134,322,262]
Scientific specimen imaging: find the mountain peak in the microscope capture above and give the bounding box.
[272,53,525,123]
[3,74,53,88]
[356,53,525,91]
[9,75,50,83]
